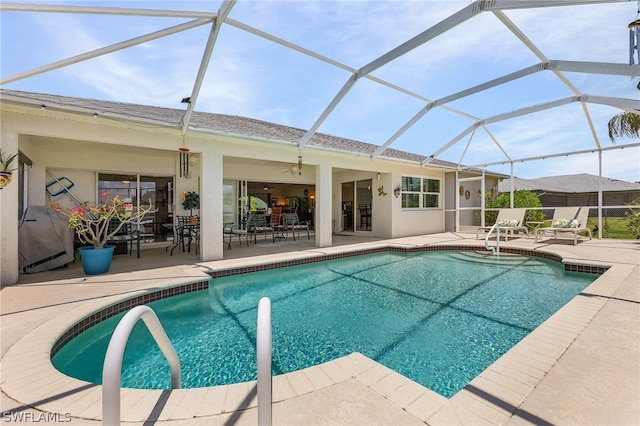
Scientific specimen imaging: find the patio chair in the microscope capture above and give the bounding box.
[475,208,529,241]
[248,213,272,243]
[167,215,199,255]
[106,220,142,258]
[284,212,310,241]
[535,206,592,245]
[270,206,287,242]
[359,204,371,230]
[226,215,254,249]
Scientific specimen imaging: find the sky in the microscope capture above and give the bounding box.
[1,0,639,183]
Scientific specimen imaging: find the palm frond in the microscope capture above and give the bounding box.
[608,111,640,142]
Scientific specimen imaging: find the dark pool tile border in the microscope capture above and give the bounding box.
[51,245,608,358]
[50,280,209,357]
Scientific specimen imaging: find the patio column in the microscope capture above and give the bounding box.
[200,150,223,261]
[1,130,19,284]
[315,163,332,247]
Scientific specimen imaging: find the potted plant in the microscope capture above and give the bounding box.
[182,191,200,224]
[0,149,18,190]
[52,193,157,275]
[393,184,401,198]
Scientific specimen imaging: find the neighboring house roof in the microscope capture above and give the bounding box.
[1,89,504,176]
[499,174,640,194]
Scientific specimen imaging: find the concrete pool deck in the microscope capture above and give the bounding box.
[1,232,638,425]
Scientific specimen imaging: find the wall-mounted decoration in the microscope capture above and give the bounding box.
[393,184,401,198]
[464,190,471,200]
[179,151,190,178]
[459,186,465,196]
[377,186,387,197]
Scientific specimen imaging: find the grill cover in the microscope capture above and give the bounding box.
[18,206,74,273]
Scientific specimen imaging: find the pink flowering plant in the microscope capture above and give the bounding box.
[53,192,157,248]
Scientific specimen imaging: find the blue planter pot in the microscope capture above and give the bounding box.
[78,245,115,275]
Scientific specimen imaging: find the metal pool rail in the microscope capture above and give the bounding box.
[101,300,273,425]
[257,297,273,426]
[484,223,501,254]
[102,305,181,426]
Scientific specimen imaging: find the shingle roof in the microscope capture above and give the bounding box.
[0,88,463,169]
[499,173,640,194]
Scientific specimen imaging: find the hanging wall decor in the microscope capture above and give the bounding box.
[179,151,190,178]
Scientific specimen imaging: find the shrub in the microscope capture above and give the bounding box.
[485,190,545,224]
[625,197,640,239]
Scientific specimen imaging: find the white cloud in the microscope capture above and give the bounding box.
[3,0,637,183]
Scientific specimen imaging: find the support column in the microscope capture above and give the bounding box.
[200,150,224,261]
[315,163,332,247]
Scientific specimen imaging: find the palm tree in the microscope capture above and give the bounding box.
[608,78,640,142]
[608,111,640,142]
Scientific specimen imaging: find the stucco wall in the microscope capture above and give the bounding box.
[1,102,480,283]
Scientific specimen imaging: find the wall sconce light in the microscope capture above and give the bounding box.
[377,173,381,181]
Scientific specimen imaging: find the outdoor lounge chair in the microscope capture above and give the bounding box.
[475,208,529,241]
[535,206,592,245]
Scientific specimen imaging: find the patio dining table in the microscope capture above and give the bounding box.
[163,223,199,255]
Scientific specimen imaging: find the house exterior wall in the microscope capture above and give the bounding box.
[1,101,470,284]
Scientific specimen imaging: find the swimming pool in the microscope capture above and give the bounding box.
[52,250,595,398]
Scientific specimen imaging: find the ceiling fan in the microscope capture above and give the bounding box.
[263,184,275,191]
[284,154,303,175]
[284,164,302,175]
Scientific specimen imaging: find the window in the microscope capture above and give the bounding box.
[401,176,440,209]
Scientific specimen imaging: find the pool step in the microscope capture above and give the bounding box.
[446,250,536,266]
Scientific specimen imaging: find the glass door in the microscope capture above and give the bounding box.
[356,179,373,231]
[341,182,354,231]
[98,173,173,242]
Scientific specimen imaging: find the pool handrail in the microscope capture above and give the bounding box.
[257,297,273,426]
[484,223,500,255]
[102,305,181,426]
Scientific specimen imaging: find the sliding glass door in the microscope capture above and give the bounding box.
[98,173,173,242]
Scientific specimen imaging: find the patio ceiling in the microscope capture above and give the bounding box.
[1,0,639,179]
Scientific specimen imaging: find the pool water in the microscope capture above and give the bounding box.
[52,251,595,398]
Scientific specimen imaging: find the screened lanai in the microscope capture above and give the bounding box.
[2,0,639,174]
[1,1,639,222]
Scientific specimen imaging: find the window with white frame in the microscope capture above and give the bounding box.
[401,176,440,209]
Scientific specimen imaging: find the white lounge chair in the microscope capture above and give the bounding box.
[476,208,529,241]
[535,207,592,245]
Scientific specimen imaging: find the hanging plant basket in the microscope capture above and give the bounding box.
[0,171,13,190]
[0,149,18,189]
